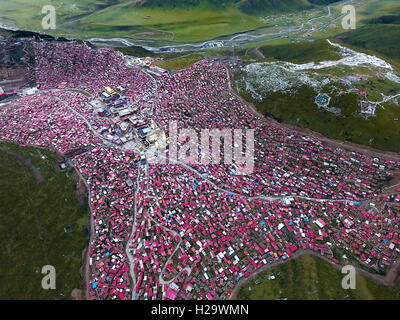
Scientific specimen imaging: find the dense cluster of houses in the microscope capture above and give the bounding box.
[0,40,399,300]
[0,91,101,153]
[154,61,399,201]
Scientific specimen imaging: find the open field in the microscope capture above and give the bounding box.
[153,54,204,71]
[337,23,400,64]
[75,4,264,42]
[0,0,376,44]
[258,39,342,63]
[0,1,263,41]
[239,85,400,153]
[237,254,400,300]
[0,142,88,299]
[240,0,400,59]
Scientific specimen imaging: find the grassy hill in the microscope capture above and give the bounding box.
[237,254,400,300]
[336,15,400,64]
[0,142,88,299]
[236,40,400,152]
[258,39,342,63]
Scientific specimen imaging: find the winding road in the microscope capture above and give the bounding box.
[86,0,360,53]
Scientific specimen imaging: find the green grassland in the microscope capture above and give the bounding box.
[139,0,338,15]
[242,84,400,152]
[268,0,400,59]
[0,142,88,299]
[331,1,400,64]
[63,4,264,42]
[337,23,400,64]
[153,54,204,71]
[0,0,263,41]
[258,39,342,63]
[0,0,398,46]
[206,0,400,56]
[356,0,400,19]
[238,254,400,300]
